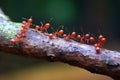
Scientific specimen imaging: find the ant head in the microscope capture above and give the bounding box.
[35,25,40,30]
[22,21,27,24]
[10,39,16,44]
[95,47,100,53]
[85,34,90,39]
[100,37,106,43]
[44,23,50,29]
[89,37,95,43]
[63,34,67,38]
[71,32,76,38]
[22,16,32,22]
[98,35,103,40]
[28,18,32,23]
[59,30,64,35]
[77,35,81,40]
[48,33,54,39]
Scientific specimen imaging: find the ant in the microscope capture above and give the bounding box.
[53,29,64,37]
[22,17,33,28]
[48,33,54,39]
[50,25,64,37]
[39,22,50,32]
[39,18,53,32]
[93,35,106,53]
[76,33,90,44]
[10,17,33,44]
[70,32,76,39]
[48,25,64,39]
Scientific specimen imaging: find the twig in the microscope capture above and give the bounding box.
[0,9,120,80]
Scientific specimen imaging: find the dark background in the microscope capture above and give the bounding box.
[0,0,119,80]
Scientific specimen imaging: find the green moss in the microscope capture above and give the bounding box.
[0,21,21,39]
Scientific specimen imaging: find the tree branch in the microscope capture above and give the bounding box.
[0,9,119,80]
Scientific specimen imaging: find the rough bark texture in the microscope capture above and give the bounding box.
[0,9,120,80]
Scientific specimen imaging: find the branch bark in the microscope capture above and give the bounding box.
[0,9,119,80]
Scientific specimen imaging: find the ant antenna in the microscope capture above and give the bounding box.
[65,27,69,34]
[29,16,32,19]
[91,33,97,42]
[22,17,27,20]
[50,26,55,32]
[98,29,102,35]
[48,17,53,23]
[22,16,32,20]
[40,21,43,26]
[57,25,64,30]
[80,27,84,36]
[72,25,75,32]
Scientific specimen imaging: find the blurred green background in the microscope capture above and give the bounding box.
[0,0,120,80]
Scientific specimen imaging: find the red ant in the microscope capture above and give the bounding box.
[39,18,53,32]
[20,28,26,33]
[53,29,64,37]
[39,22,50,32]
[44,23,50,29]
[17,35,22,39]
[93,35,106,53]
[95,47,100,53]
[48,28,64,39]
[77,33,89,43]
[48,33,54,39]
[84,33,95,44]
[89,37,95,43]
[35,25,40,30]
[62,31,76,40]
[10,35,22,44]
[10,39,16,44]
[21,17,33,31]
[77,35,81,41]
[22,24,27,29]
[27,17,32,23]
[76,28,90,43]
[66,33,71,39]
[63,34,67,38]
[70,32,76,39]
[34,22,50,32]
[97,35,106,48]
[50,25,64,37]
[10,17,33,44]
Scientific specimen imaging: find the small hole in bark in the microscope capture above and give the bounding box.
[47,53,55,62]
